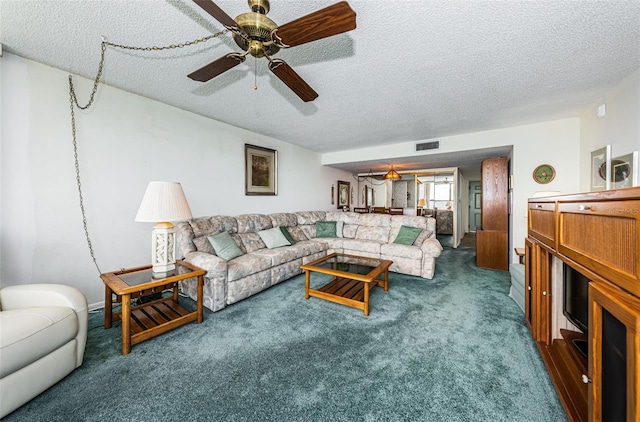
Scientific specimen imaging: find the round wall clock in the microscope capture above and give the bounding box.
[533,164,556,184]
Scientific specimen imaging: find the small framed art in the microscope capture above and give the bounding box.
[245,144,277,195]
[612,151,638,189]
[337,180,350,209]
[591,145,611,191]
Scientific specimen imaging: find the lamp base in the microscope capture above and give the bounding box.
[151,222,177,276]
[151,268,176,279]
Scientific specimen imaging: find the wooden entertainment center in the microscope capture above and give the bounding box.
[526,187,640,421]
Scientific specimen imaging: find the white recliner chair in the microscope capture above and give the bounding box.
[0,284,88,418]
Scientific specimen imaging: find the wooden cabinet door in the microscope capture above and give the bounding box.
[525,238,534,330]
[557,200,640,298]
[526,237,552,344]
[589,281,640,422]
[481,157,508,231]
[528,201,556,250]
[534,244,552,345]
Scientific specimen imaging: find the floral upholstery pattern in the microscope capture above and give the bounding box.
[237,233,266,253]
[236,214,273,234]
[175,221,197,257]
[296,211,326,225]
[268,212,298,228]
[176,211,442,313]
[355,226,391,243]
[287,226,308,242]
[227,253,272,282]
[192,236,215,255]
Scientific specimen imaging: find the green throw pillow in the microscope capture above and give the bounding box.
[207,231,244,261]
[258,227,291,249]
[315,221,337,238]
[279,226,296,245]
[393,225,422,245]
[336,221,344,238]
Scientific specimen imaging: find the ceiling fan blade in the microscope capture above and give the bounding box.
[188,53,246,82]
[193,0,241,31]
[268,59,318,102]
[273,1,356,48]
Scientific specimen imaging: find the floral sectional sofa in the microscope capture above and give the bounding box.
[176,211,443,312]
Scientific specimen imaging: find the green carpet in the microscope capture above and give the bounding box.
[4,249,566,421]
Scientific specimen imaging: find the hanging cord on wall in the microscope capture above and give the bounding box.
[67,30,228,275]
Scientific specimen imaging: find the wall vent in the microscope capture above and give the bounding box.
[415,141,439,151]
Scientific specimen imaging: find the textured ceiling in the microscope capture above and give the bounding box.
[2,0,640,174]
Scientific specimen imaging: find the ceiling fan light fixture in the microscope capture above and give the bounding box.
[383,167,401,180]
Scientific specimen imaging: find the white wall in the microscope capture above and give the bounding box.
[323,118,582,263]
[579,68,640,191]
[0,53,353,308]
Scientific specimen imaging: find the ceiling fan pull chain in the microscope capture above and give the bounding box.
[254,56,258,90]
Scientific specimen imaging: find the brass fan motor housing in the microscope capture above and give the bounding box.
[248,0,270,14]
[233,3,280,58]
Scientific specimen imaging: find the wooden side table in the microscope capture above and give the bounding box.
[100,260,206,355]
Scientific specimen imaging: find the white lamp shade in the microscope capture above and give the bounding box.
[135,181,193,223]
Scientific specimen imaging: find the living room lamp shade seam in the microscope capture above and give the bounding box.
[135,182,193,274]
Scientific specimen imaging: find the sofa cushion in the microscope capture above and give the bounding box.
[208,232,244,261]
[0,306,78,378]
[380,243,424,260]
[393,225,422,245]
[413,229,432,246]
[268,212,298,228]
[357,213,391,227]
[227,253,273,282]
[342,239,383,255]
[258,227,291,249]
[316,221,337,238]
[355,225,390,243]
[236,214,272,234]
[287,226,308,242]
[237,233,266,253]
[253,241,328,266]
[296,211,326,225]
[189,216,222,238]
[193,236,216,255]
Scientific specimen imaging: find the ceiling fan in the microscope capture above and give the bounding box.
[189,0,356,102]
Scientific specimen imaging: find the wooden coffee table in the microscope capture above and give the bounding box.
[100,260,206,355]
[300,253,392,316]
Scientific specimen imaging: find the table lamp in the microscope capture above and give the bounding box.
[135,181,193,275]
[417,198,426,216]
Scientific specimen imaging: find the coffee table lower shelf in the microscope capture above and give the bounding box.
[307,276,386,316]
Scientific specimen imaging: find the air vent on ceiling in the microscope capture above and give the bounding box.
[416,141,440,151]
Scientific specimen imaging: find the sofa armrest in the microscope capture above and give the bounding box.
[184,251,227,278]
[0,284,87,313]
[0,284,88,366]
[421,238,443,257]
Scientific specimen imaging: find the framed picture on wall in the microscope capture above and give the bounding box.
[245,144,277,195]
[590,145,611,191]
[337,180,350,209]
[612,151,638,189]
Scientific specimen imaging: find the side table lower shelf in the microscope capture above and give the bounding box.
[112,297,198,348]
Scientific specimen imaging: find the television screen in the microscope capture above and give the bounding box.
[563,264,591,334]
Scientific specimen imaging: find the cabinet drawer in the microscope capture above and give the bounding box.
[557,201,640,297]
[528,202,556,249]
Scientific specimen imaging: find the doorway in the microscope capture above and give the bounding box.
[469,181,481,232]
